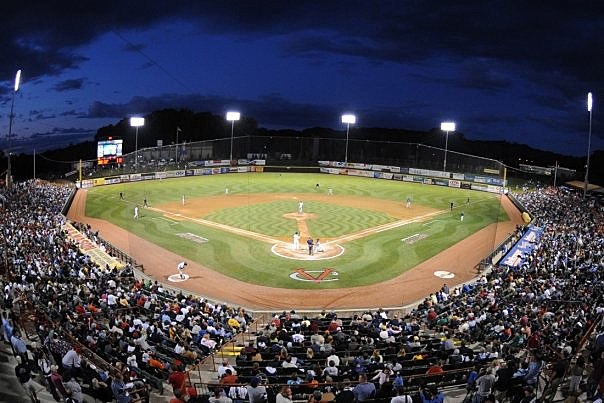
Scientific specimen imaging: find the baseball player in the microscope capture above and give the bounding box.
[177,261,187,279]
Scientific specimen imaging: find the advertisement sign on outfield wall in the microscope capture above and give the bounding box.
[129,173,142,182]
[120,175,130,182]
[448,180,461,188]
[105,177,120,185]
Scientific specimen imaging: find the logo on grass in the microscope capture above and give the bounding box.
[290,268,339,282]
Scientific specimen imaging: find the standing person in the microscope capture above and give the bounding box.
[119,192,124,200]
[293,232,300,250]
[50,364,68,399]
[450,201,454,211]
[353,374,376,402]
[307,237,314,255]
[298,201,304,214]
[246,377,267,403]
[328,187,333,196]
[143,197,148,207]
[134,205,139,219]
[11,329,28,364]
[15,355,40,403]
[460,212,464,222]
[182,195,185,205]
[316,239,324,253]
[39,349,62,401]
[61,346,82,381]
[406,196,411,208]
[177,261,187,279]
[315,183,320,191]
[225,187,229,195]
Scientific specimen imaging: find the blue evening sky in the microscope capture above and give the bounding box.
[1,1,602,156]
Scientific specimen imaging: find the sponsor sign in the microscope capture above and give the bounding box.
[484,168,500,174]
[448,180,461,188]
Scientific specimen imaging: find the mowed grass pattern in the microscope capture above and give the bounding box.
[204,200,395,238]
[84,173,507,288]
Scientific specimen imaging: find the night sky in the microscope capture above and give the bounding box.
[1,1,603,157]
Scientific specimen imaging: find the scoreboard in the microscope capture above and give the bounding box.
[97,138,123,165]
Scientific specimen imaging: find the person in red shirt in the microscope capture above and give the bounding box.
[426,361,445,375]
[219,369,239,385]
[168,367,186,394]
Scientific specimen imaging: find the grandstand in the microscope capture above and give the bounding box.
[1,142,603,402]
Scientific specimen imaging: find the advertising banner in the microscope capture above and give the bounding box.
[448,180,461,188]
[129,173,142,182]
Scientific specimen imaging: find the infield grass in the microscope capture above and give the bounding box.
[85,173,508,288]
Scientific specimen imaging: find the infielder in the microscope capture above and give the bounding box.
[293,231,300,250]
[298,201,304,214]
[134,206,139,219]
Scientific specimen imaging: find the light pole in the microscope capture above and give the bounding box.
[440,121,456,172]
[226,111,240,161]
[130,117,145,170]
[175,127,182,164]
[341,114,356,164]
[584,92,593,199]
[6,69,21,189]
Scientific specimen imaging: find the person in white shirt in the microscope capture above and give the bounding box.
[217,359,237,379]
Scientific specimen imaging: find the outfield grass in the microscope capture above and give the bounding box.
[85,173,508,288]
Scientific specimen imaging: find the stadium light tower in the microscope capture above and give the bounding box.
[130,117,145,170]
[440,121,456,172]
[341,114,356,164]
[226,111,240,161]
[584,92,593,199]
[6,69,21,189]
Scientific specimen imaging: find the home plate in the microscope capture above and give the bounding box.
[433,270,455,279]
[168,273,189,282]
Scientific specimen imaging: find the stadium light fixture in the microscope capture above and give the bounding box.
[226,111,240,161]
[584,92,593,199]
[440,121,456,172]
[130,117,145,170]
[341,114,356,164]
[6,69,22,189]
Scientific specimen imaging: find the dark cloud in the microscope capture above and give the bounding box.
[53,78,85,92]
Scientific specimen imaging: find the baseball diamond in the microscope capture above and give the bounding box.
[69,172,524,310]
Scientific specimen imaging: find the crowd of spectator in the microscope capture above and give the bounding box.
[220,187,604,403]
[2,180,604,403]
[0,180,249,402]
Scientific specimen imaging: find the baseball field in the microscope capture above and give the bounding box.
[81,172,509,292]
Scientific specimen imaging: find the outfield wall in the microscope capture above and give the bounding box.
[79,158,505,195]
